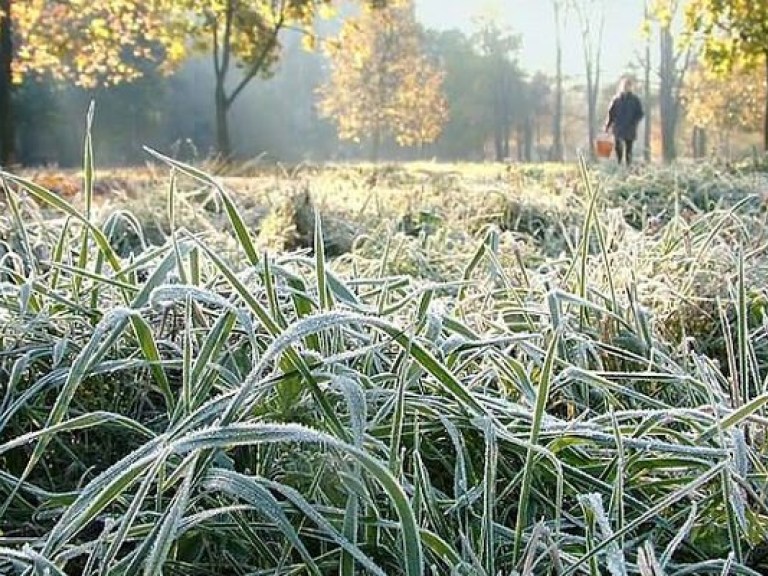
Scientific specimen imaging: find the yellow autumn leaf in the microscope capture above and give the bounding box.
[318,3,336,20]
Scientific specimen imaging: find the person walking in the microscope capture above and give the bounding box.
[604,77,644,166]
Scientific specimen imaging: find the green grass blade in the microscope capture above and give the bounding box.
[171,423,423,576]
[481,422,497,576]
[564,462,727,575]
[130,315,174,414]
[44,441,163,554]
[75,101,96,298]
[144,147,260,266]
[0,172,127,290]
[98,455,167,575]
[6,185,40,278]
[315,210,332,312]
[142,454,196,576]
[204,469,323,576]
[514,329,560,564]
[0,412,153,456]
[736,247,750,405]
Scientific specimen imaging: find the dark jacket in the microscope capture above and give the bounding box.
[606,92,644,141]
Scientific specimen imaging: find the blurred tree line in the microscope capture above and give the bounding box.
[5,7,579,165]
[2,0,768,166]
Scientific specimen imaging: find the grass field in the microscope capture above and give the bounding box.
[2,144,768,575]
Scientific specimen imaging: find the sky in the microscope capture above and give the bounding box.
[415,0,648,82]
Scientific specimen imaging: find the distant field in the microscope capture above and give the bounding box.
[2,157,768,574]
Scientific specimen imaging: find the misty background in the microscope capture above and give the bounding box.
[10,0,757,166]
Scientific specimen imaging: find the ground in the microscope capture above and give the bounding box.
[1,158,768,574]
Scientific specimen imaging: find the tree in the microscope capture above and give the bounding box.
[425,27,541,162]
[683,0,768,150]
[515,79,535,162]
[318,0,447,160]
[0,0,11,165]
[0,0,181,165]
[425,30,489,159]
[683,61,765,155]
[527,72,554,160]
[473,17,523,161]
[551,0,566,161]
[642,0,653,161]
[647,0,692,162]
[571,0,605,160]
[174,0,344,158]
[394,61,448,152]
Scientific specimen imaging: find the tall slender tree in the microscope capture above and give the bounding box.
[527,71,553,160]
[474,17,522,161]
[551,0,566,161]
[643,0,653,161]
[649,0,692,162]
[571,0,605,160]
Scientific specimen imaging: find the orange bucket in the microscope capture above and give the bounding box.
[595,134,614,158]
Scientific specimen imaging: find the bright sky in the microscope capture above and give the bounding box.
[415,0,648,82]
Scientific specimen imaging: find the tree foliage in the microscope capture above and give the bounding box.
[8,0,183,87]
[683,0,768,70]
[425,27,550,161]
[1,0,184,163]
[423,30,490,159]
[318,0,447,157]
[683,0,768,148]
[683,62,765,135]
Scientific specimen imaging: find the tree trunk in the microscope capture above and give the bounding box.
[492,62,507,162]
[659,25,677,163]
[494,89,504,162]
[209,0,283,159]
[587,81,597,160]
[0,0,14,166]
[371,125,381,162]
[523,117,533,162]
[643,2,652,162]
[535,118,541,155]
[502,115,510,160]
[764,52,768,151]
[576,1,603,161]
[551,0,564,161]
[214,81,232,159]
[692,126,707,158]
